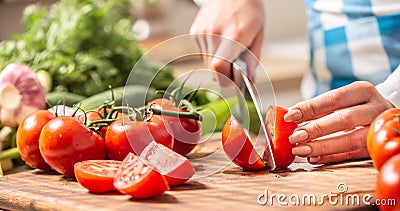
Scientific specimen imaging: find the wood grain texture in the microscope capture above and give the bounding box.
[0,138,379,211]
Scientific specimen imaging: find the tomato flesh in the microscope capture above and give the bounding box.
[74,160,121,193]
[375,154,400,211]
[114,153,169,199]
[16,110,55,170]
[39,116,106,176]
[265,105,298,169]
[140,141,195,186]
[222,115,266,170]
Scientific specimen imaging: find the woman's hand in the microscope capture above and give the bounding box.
[284,81,394,164]
[190,0,265,84]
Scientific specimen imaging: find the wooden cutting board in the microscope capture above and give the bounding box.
[0,137,379,211]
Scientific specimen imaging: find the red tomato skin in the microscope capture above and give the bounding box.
[164,159,195,186]
[113,153,169,199]
[222,115,266,171]
[375,154,400,211]
[74,160,121,193]
[16,110,55,170]
[105,118,173,161]
[147,115,174,149]
[367,108,399,153]
[149,98,201,156]
[140,142,195,186]
[39,116,106,176]
[368,109,400,170]
[265,105,298,169]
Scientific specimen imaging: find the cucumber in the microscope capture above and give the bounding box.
[46,91,86,108]
[79,85,156,110]
[197,98,238,135]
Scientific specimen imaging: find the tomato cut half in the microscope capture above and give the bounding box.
[265,105,298,169]
[113,153,169,199]
[222,115,266,170]
[140,141,195,186]
[74,160,121,193]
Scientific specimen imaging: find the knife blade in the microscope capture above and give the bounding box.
[232,52,276,171]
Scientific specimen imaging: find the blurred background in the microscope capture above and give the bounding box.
[0,0,308,107]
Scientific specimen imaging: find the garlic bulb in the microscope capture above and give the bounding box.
[0,63,46,128]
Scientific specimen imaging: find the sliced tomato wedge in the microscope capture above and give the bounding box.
[222,115,266,170]
[113,153,169,199]
[74,160,121,193]
[265,105,298,169]
[140,141,195,186]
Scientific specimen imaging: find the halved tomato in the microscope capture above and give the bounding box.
[140,141,195,186]
[265,105,298,169]
[74,160,121,193]
[222,115,266,170]
[113,153,169,199]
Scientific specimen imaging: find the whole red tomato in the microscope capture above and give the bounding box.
[375,154,400,211]
[148,98,201,155]
[265,105,298,169]
[39,116,106,176]
[367,108,400,170]
[222,115,266,171]
[105,118,173,160]
[113,152,169,199]
[16,110,55,170]
[74,160,121,193]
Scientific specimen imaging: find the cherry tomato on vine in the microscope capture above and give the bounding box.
[105,117,173,161]
[16,110,56,170]
[74,160,121,193]
[265,105,298,169]
[148,98,201,156]
[367,108,400,170]
[375,154,400,211]
[78,108,124,138]
[222,115,266,171]
[113,153,169,199]
[140,141,195,186]
[39,116,106,176]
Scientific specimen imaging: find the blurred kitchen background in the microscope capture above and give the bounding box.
[0,0,308,107]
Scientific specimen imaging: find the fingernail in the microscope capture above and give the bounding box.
[309,156,322,164]
[289,130,308,144]
[284,109,302,122]
[292,145,312,157]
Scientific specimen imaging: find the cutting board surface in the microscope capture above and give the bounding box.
[0,138,378,211]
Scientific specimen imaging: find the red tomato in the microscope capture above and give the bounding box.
[16,110,56,170]
[221,115,266,170]
[265,105,298,169]
[148,98,201,155]
[39,116,106,176]
[367,108,400,170]
[375,154,400,211]
[74,160,121,193]
[140,141,195,186]
[113,153,169,199]
[105,117,173,160]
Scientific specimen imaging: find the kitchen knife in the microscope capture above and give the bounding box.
[232,52,276,171]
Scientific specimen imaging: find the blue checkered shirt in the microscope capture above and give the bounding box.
[302,0,400,103]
